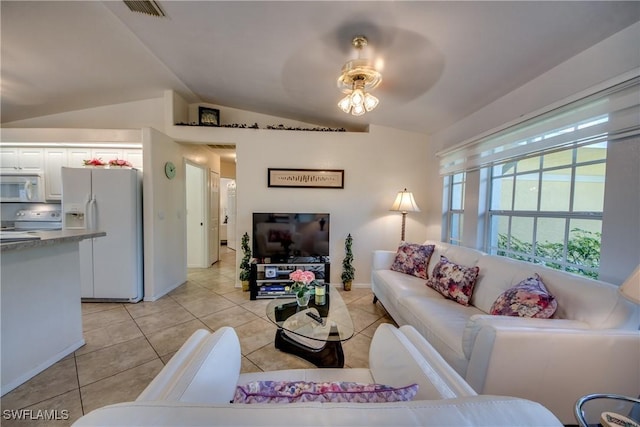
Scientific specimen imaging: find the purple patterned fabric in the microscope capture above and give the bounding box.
[232,381,419,404]
[390,242,435,279]
[426,256,480,306]
[490,274,558,319]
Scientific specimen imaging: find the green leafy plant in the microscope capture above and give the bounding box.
[497,228,601,279]
[239,232,252,282]
[341,234,355,284]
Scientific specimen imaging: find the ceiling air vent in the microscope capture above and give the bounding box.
[123,1,165,17]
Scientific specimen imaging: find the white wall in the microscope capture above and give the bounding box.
[430,22,640,151]
[2,98,165,131]
[142,128,186,300]
[142,129,221,300]
[164,91,438,287]
[233,125,432,286]
[600,138,640,284]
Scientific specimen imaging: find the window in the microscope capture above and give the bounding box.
[437,76,638,281]
[488,141,606,278]
[443,172,465,245]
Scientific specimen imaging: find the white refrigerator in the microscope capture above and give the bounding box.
[61,167,143,302]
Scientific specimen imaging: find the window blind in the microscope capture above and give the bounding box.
[437,75,640,175]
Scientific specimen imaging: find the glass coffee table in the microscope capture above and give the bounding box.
[266,285,354,368]
[575,394,640,427]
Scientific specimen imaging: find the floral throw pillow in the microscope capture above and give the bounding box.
[390,242,435,279]
[426,256,480,306]
[232,381,418,404]
[490,274,558,319]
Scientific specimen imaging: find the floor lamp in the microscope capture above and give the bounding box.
[389,188,421,241]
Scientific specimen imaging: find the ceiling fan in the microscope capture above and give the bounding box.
[281,22,444,125]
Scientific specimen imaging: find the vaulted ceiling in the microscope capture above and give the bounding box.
[2,1,638,135]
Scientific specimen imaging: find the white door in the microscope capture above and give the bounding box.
[186,163,206,268]
[227,182,237,250]
[209,170,220,265]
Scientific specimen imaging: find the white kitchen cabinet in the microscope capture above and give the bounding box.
[3,146,142,201]
[44,148,68,200]
[0,147,19,172]
[44,148,141,201]
[68,148,91,168]
[0,147,44,173]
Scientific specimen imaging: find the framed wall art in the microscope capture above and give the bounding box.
[199,107,220,126]
[268,168,344,189]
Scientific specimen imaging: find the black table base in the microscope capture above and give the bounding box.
[274,327,344,368]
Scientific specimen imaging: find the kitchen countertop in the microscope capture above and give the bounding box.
[0,229,106,252]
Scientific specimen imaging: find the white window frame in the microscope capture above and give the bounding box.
[442,172,466,246]
[436,75,639,282]
[486,142,605,278]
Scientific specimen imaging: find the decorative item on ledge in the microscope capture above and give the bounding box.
[83,158,107,167]
[174,122,345,132]
[108,159,133,168]
[198,107,220,127]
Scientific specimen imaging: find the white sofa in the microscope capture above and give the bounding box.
[371,240,640,424]
[72,324,561,426]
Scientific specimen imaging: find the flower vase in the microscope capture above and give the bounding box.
[296,291,311,307]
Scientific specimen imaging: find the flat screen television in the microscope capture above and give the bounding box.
[252,213,329,263]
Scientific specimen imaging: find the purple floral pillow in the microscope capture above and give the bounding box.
[426,256,480,306]
[232,381,418,404]
[490,274,558,319]
[390,242,435,279]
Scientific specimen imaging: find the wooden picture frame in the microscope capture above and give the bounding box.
[268,168,344,189]
[199,107,220,126]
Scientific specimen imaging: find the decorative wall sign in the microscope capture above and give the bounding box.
[268,168,344,189]
[199,107,220,126]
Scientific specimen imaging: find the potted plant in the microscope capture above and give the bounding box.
[341,233,355,291]
[239,232,252,291]
[289,269,316,307]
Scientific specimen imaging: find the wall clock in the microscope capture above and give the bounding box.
[164,161,176,179]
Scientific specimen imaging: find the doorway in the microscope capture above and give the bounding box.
[186,162,207,268]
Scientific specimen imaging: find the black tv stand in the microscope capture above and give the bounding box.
[249,261,330,300]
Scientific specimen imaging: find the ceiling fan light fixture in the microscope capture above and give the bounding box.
[337,36,382,116]
[364,93,379,111]
[338,96,351,113]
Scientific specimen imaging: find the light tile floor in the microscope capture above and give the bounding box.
[1,247,393,426]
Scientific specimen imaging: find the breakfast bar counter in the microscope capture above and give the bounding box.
[1,229,106,395]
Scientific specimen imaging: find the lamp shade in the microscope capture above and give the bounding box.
[619,265,640,304]
[390,188,421,213]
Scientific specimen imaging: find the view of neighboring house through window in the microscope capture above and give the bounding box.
[443,172,465,245]
[488,137,606,279]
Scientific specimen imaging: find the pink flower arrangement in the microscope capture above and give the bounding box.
[289,269,315,285]
[108,159,132,167]
[83,158,106,166]
[289,269,316,297]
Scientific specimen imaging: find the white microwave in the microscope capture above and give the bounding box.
[0,174,45,202]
